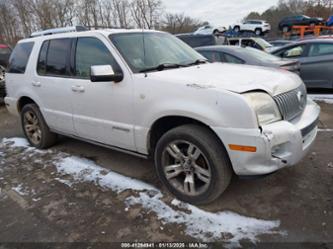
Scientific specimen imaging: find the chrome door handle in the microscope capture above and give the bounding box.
[32,81,41,87]
[71,85,85,93]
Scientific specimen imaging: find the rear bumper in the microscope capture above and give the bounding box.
[213,99,320,176]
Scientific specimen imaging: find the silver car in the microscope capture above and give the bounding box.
[272,39,333,89]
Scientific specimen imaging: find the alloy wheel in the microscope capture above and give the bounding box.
[161,140,212,196]
[23,111,42,145]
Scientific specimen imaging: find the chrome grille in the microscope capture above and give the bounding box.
[273,84,307,121]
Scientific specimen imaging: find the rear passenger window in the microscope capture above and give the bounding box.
[45,38,72,76]
[8,42,34,74]
[37,41,49,75]
[308,43,333,57]
[75,37,121,79]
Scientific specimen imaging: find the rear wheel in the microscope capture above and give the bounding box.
[282,26,289,33]
[154,125,232,205]
[21,104,57,149]
[255,28,262,36]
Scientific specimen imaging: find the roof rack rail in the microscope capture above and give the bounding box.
[30,26,88,38]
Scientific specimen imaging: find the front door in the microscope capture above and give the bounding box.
[70,35,135,151]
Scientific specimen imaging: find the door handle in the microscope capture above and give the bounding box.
[32,81,41,87]
[71,85,85,93]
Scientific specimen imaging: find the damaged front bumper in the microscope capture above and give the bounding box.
[213,98,320,176]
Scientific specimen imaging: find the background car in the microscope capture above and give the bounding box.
[0,44,11,99]
[196,46,300,74]
[176,34,226,48]
[227,37,274,52]
[269,39,295,48]
[194,25,226,35]
[279,15,325,32]
[327,15,333,26]
[232,20,271,36]
[272,39,333,88]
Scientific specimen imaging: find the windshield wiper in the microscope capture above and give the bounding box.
[184,59,208,66]
[139,63,184,73]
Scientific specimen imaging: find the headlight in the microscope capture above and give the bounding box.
[243,92,282,126]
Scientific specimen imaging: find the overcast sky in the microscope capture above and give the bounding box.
[162,0,280,27]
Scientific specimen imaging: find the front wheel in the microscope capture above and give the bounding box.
[154,125,232,205]
[21,104,57,149]
[233,26,240,33]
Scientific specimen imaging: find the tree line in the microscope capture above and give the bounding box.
[0,0,207,45]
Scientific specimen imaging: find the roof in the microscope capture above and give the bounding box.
[18,28,163,43]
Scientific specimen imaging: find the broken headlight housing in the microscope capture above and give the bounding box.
[243,92,282,126]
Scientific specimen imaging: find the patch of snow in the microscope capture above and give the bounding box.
[54,156,157,193]
[2,137,30,148]
[318,129,333,132]
[54,178,74,187]
[12,184,28,196]
[126,193,281,247]
[309,95,333,104]
[55,156,282,246]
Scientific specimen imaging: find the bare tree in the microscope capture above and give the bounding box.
[130,0,162,29]
[162,13,207,34]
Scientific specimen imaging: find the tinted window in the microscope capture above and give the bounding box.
[198,51,222,62]
[75,37,121,78]
[37,41,49,75]
[46,38,72,76]
[8,42,34,74]
[223,53,244,64]
[178,36,215,48]
[308,43,333,57]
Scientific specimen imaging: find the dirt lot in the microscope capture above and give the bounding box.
[0,99,332,249]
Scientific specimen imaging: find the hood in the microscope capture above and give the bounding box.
[147,63,302,96]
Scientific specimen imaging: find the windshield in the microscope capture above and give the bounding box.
[254,38,273,49]
[110,32,205,73]
[243,47,281,62]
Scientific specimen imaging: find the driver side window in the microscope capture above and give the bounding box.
[282,45,306,58]
[75,37,121,79]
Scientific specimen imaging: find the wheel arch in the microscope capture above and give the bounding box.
[17,96,38,113]
[147,115,228,157]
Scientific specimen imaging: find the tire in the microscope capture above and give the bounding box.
[233,26,240,33]
[255,28,262,36]
[0,65,5,99]
[21,104,57,149]
[282,26,289,33]
[154,124,233,205]
[309,22,315,27]
[213,29,219,36]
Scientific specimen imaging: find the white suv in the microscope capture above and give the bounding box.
[5,27,320,204]
[232,20,271,36]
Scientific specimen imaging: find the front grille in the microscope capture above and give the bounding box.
[273,84,307,121]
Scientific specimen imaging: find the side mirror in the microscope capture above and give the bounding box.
[90,65,123,83]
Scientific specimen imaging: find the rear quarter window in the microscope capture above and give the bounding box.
[8,42,34,74]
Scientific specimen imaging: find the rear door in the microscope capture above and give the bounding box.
[301,43,333,88]
[32,38,75,134]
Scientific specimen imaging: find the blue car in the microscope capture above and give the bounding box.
[327,16,333,26]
